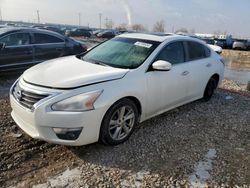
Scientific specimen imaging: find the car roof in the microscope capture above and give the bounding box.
[0,27,65,38]
[119,32,191,42]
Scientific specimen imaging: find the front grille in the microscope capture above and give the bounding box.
[12,82,49,110]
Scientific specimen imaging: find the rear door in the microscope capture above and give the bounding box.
[184,41,213,98]
[0,32,34,71]
[32,33,65,62]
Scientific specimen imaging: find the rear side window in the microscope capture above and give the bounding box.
[34,33,64,44]
[0,33,30,46]
[204,46,211,57]
[155,41,185,64]
[187,41,210,61]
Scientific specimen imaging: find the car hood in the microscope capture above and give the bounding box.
[23,56,129,89]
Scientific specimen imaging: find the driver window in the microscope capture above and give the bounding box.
[0,33,30,47]
[155,41,185,64]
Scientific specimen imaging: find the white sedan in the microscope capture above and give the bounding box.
[10,33,224,146]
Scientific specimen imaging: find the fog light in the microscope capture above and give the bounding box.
[53,127,83,140]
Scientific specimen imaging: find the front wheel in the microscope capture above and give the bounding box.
[203,78,217,101]
[100,99,139,145]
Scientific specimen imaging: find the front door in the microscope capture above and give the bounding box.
[145,41,191,117]
[0,32,34,71]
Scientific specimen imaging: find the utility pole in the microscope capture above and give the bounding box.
[37,10,40,24]
[0,8,2,22]
[99,13,102,29]
[78,13,81,26]
[172,26,175,33]
[109,19,113,29]
[105,17,108,28]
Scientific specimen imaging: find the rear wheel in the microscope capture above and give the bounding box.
[100,99,139,145]
[203,77,217,101]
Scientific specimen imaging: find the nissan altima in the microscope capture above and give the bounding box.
[10,33,224,146]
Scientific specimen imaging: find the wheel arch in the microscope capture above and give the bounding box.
[99,96,142,145]
[108,96,142,117]
[123,96,142,116]
[211,73,220,87]
[100,95,143,125]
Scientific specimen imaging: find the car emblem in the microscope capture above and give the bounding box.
[16,90,23,101]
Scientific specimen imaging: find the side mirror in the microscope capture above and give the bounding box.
[152,60,172,71]
[208,44,222,55]
[0,43,5,50]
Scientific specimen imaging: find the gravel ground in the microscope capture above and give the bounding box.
[220,79,249,94]
[0,73,22,97]
[0,88,249,188]
[0,49,249,187]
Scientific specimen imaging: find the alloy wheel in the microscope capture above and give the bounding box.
[108,106,135,141]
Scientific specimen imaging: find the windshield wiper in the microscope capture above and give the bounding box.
[82,58,111,67]
[93,60,111,67]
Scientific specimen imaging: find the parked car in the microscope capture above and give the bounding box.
[92,29,103,37]
[184,35,222,54]
[232,40,247,50]
[0,27,87,72]
[10,33,224,146]
[201,38,215,45]
[0,25,7,29]
[66,28,92,38]
[60,27,74,36]
[97,30,116,39]
[247,39,250,50]
[30,24,45,29]
[43,26,63,34]
[5,23,17,27]
[214,39,227,49]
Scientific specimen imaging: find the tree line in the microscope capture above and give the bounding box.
[106,19,197,34]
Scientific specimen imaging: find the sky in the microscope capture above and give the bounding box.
[0,0,250,37]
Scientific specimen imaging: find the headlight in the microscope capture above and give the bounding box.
[51,90,103,112]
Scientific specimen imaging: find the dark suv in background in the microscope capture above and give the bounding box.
[97,30,116,39]
[65,28,92,38]
[0,27,87,72]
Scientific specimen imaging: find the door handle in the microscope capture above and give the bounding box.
[206,63,212,67]
[182,71,189,76]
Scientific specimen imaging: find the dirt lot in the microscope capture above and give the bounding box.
[0,88,249,187]
[0,48,249,187]
[222,50,250,71]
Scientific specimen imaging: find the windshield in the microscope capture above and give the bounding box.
[81,37,160,69]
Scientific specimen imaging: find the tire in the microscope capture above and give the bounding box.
[203,77,217,101]
[100,99,139,145]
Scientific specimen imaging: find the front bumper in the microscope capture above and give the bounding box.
[10,92,106,146]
